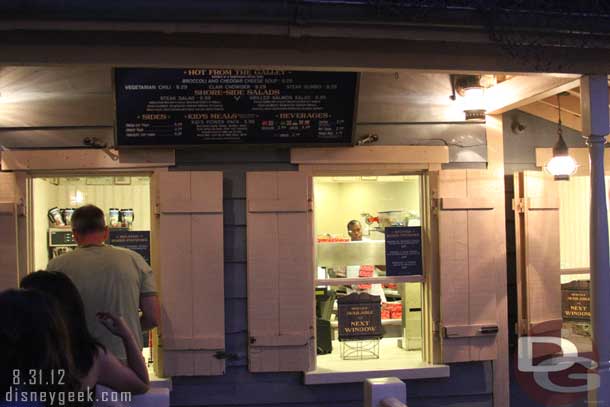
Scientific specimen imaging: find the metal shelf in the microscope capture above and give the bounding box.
[315,275,424,286]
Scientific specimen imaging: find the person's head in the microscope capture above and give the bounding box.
[71,205,108,245]
[0,289,79,394]
[347,220,362,241]
[20,271,101,376]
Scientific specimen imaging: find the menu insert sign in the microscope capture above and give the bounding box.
[384,226,423,276]
[108,230,151,265]
[115,68,358,145]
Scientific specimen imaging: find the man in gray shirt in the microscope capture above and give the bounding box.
[47,204,160,361]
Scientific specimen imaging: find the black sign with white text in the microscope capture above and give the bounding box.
[338,293,383,341]
[108,230,151,265]
[385,226,423,276]
[115,68,358,146]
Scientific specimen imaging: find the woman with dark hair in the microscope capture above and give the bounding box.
[0,289,81,406]
[20,271,149,394]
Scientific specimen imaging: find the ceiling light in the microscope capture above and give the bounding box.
[451,75,486,121]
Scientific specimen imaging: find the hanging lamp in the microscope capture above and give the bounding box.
[546,94,577,180]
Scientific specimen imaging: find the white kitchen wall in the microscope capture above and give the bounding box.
[33,178,58,270]
[32,176,151,270]
[313,176,421,238]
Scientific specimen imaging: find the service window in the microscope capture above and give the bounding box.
[516,173,610,355]
[30,175,159,375]
[312,175,424,374]
[554,175,610,354]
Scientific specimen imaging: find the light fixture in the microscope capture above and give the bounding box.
[451,75,486,120]
[546,94,577,181]
[70,190,85,206]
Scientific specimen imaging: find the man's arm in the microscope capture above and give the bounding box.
[139,294,160,331]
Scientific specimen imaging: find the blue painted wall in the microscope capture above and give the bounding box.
[170,148,493,407]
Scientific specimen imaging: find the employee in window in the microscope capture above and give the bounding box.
[346,219,386,302]
[347,220,363,241]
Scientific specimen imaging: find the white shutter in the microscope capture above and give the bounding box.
[0,173,18,290]
[514,171,561,356]
[155,170,225,376]
[246,171,315,372]
[433,170,499,363]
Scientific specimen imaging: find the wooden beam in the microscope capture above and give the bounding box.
[291,146,449,165]
[486,115,509,407]
[539,94,581,117]
[518,102,582,132]
[0,149,175,171]
[485,76,580,114]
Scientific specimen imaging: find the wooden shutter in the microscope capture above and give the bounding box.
[155,170,225,376]
[246,171,315,372]
[514,171,562,354]
[0,172,18,291]
[432,170,499,363]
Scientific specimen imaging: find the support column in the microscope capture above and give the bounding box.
[581,75,610,405]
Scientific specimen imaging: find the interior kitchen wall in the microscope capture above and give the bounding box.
[53,177,151,231]
[33,178,58,270]
[313,178,421,237]
[32,176,151,270]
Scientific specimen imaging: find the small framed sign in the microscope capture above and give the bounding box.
[561,280,590,321]
[337,292,383,341]
[108,230,151,264]
[385,226,423,276]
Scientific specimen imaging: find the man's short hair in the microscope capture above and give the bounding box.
[71,205,106,234]
[347,220,361,231]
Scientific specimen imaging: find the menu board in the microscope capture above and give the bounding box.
[384,226,423,276]
[108,230,151,265]
[115,68,358,146]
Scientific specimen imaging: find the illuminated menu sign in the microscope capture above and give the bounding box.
[115,68,358,146]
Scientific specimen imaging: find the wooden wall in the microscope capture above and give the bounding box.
[503,110,585,175]
[171,149,493,407]
[0,69,486,167]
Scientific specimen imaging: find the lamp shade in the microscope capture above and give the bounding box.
[546,134,577,180]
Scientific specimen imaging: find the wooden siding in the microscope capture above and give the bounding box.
[170,149,493,407]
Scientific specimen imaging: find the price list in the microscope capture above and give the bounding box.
[115,68,357,146]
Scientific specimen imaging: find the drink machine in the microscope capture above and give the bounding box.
[48,228,77,259]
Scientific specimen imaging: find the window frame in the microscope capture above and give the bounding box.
[300,164,446,383]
